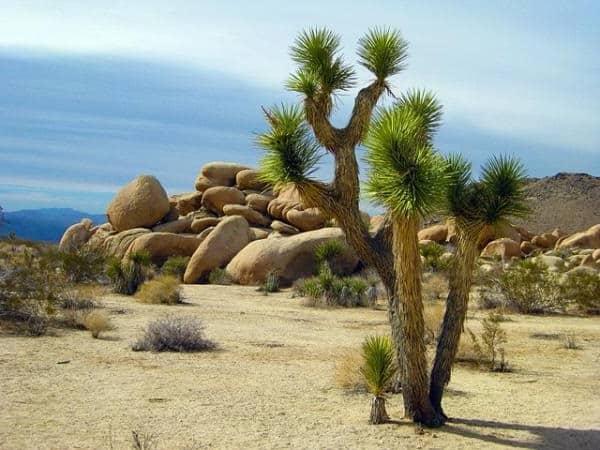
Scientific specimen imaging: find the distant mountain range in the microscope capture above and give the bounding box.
[0,208,106,242]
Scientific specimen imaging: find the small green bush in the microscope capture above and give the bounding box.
[259,271,280,294]
[561,270,600,314]
[54,247,106,283]
[135,275,182,305]
[161,256,189,281]
[294,265,370,308]
[420,241,451,272]
[314,239,344,271]
[106,250,152,295]
[207,268,232,285]
[466,311,510,372]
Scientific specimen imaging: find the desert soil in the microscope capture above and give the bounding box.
[1,285,599,449]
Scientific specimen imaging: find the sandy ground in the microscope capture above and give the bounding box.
[1,285,599,449]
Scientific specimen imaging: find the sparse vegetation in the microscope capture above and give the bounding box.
[420,242,450,272]
[360,335,396,424]
[161,256,190,281]
[561,270,600,314]
[462,311,510,372]
[54,247,106,283]
[314,239,344,272]
[135,275,182,305]
[334,350,366,392]
[259,270,280,294]
[207,268,232,285]
[132,316,216,352]
[83,310,112,338]
[106,250,152,295]
[561,333,581,350]
[295,265,370,308]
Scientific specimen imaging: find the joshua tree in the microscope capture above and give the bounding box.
[429,155,528,417]
[361,335,396,424]
[258,27,447,426]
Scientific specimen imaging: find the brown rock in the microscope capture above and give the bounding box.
[200,162,250,187]
[418,224,447,243]
[174,192,204,215]
[201,186,245,215]
[593,248,600,261]
[236,169,267,191]
[125,232,203,265]
[191,217,221,233]
[103,228,151,258]
[557,224,600,249]
[480,238,521,260]
[223,204,271,227]
[107,175,170,232]
[84,223,114,253]
[249,227,270,241]
[226,228,359,286]
[271,220,300,235]
[183,216,251,283]
[152,217,193,234]
[285,208,325,232]
[520,241,536,255]
[196,227,215,241]
[58,219,96,252]
[194,176,218,192]
[267,186,303,219]
[246,193,274,214]
[580,254,599,269]
[370,215,386,235]
[515,225,534,242]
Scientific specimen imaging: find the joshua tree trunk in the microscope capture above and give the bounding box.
[393,216,443,426]
[429,230,479,416]
[369,396,389,424]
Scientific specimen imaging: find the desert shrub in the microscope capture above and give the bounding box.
[561,270,600,314]
[258,270,280,294]
[135,275,182,305]
[422,273,448,301]
[423,301,445,345]
[480,259,565,314]
[420,242,450,272]
[207,268,232,285]
[83,310,112,338]
[561,333,580,350]
[314,239,344,270]
[334,350,367,392]
[132,316,216,352]
[106,250,152,295]
[296,265,370,308]
[54,247,106,283]
[461,311,510,372]
[161,256,189,281]
[0,245,66,335]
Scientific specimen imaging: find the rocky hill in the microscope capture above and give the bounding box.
[514,173,600,234]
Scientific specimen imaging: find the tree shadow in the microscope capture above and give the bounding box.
[443,417,600,449]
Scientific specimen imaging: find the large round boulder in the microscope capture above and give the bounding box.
[285,208,325,232]
[103,228,151,258]
[267,186,303,219]
[480,238,521,260]
[58,218,96,252]
[201,186,246,215]
[271,220,300,235]
[246,193,274,214]
[183,216,251,283]
[107,175,170,232]
[152,217,193,234]
[191,217,221,233]
[200,162,250,187]
[236,169,268,191]
[418,224,447,243]
[556,224,600,250]
[223,204,271,227]
[125,232,204,265]
[173,192,204,216]
[226,227,360,286]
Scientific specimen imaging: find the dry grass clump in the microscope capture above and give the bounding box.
[334,350,367,392]
[456,311,510,372]
[132,316,216,352]
[135,275,182,305]
[82,310,112,339]
[423,301,445,345]
[422,273,448,301]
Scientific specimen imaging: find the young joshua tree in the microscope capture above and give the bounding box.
[258,27,446,426]
[361,335,396,424]
[429,155,528,417]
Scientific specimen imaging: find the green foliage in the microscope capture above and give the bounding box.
[288,28,356,96]
[561,270,600,314]
[357,28,408,81]
[295,265,370,308]
[360,335,396,396]
[207,268,232,285]
[54,247,106,283]
[257,104,322,189]
[106,250,152,296]
[364,92,450,218]
[314,239,344,270]
[259,271,280,294]
[420,242,451,272]
[161,256,189,281]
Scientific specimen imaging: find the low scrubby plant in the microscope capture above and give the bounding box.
[561,270,600,314]
[132,316,216,352]
[258,270,280,294]
[54,247,106,283]
[207,268,232,285]
[295,265,370,308]
[334,350,367,392]
[83,310,112,338]
[161,256,189,281]
[561,333,580,350]
[135,275,182,305]
[314,239,344,272]
[460,311,510,372]
[360,335,396,424]
[106,250,152,295]
[420,241,451,272]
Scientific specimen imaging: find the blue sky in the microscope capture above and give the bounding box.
[0,1,598,212]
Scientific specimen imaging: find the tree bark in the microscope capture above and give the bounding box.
[429,230,479,416]
[369,396,389,424]
[393,216,443,427]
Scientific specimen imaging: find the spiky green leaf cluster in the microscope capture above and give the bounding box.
[360,335,396,396]
[364,91,449,218]
[445,154,529,231]
[287,28,356,98]
[257,104,322,188]
[357,28,408,80]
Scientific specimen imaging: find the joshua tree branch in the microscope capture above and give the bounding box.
[304,97,341,152]
[344,80,386,146]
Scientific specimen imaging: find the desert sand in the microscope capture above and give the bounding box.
[1,285,599,449]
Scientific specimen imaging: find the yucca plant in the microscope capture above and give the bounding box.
[361,335,396,424]
[106,250,152,295]
[429,155,528,417]
[314,239,344,273]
